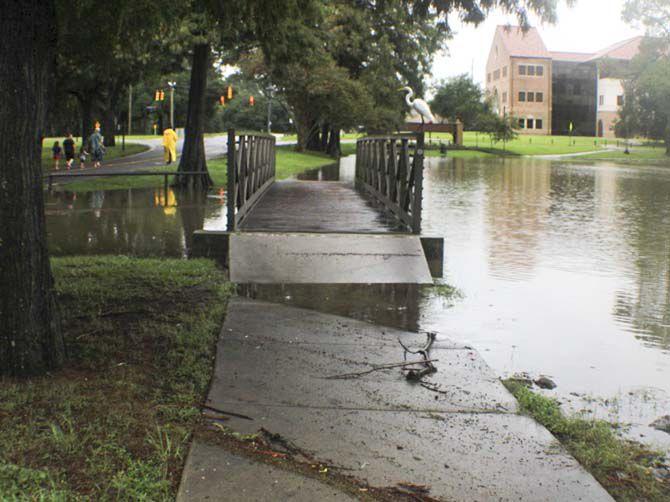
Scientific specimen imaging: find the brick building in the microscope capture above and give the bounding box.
[485,26,642,137]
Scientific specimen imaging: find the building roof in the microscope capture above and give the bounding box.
[549,51,595,62]
[589,36,644,61]
[496,25,551,59]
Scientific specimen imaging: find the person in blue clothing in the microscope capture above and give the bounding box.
[52,141,62,170]
[89,128,106,168]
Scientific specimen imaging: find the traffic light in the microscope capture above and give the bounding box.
[227,86,233,99]
[159,90,165,101]
[219,95,225,105]
[154,90,160,101]
[249,95,255,106]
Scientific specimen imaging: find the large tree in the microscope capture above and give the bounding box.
[431,74,494,128]
[56,0,183,145]
[0,0,65,376]
[622,0,670,153]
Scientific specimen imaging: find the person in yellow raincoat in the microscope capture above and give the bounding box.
[162,128,178,164]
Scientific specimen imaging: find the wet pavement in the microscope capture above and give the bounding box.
[229,233,433,284]
[240,180,400,232]
[182,298,612,501]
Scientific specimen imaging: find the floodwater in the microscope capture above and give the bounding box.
[45,155,670,450]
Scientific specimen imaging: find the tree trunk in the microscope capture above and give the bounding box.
[306,120,321,151]
[101,101,116,147]
[176,43,212,189]
[327,127,341,157]
[0,0,65,376]
[79,96,94,146]
[320,123,329,152]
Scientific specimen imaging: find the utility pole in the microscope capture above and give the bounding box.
[168,81,176,129]
[127,84,133,135]
[267,95,272,133]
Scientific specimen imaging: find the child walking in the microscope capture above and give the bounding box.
[52,141,62,170]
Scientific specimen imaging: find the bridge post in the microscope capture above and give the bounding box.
[226,128,235,231]
[411,132,424,234]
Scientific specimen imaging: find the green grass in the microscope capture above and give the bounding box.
[503,380,670,501]
[43,140,148,171]
[56,146,340,192]
[0,256,234,500]
[565,146,670,165]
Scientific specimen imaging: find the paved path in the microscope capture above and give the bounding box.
[179,299,612,501]
[229,233,433,284]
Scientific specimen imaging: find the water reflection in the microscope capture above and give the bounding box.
[46,187,219,257]
[46,156,670,446]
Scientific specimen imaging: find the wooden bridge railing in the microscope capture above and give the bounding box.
[355,132,425,234]
[226,129,276,231]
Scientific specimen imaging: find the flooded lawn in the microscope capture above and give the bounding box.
[45,155,670,451]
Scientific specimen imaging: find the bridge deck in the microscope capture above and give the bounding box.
[239,180,399,233]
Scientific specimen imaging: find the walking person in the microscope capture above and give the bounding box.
[89,128,105,168]
[162,127,178,164]
[52,141,62,170]
[78,145,88,169]
[63,133,75,170]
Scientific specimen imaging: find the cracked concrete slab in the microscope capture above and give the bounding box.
[229,233,433,284]
[177,441,355,501]
[195,298,613,501]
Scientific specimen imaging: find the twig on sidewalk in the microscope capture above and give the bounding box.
[324,359,440,380]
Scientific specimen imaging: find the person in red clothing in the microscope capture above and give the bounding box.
[52,141,62,170]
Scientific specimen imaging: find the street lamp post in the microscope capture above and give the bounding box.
[167,81,176,129]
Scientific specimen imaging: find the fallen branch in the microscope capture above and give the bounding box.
[324,359,440,380]
[399,332,438,381]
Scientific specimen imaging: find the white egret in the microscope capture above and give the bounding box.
[399,86,435,124]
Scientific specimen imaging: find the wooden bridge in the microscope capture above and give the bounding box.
[193,129,442,284]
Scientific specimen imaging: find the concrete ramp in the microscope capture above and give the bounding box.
[229,232,433,284]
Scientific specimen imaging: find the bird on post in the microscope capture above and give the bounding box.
[399,86,435,125]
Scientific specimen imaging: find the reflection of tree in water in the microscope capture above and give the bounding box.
[174,187,208,257]
[46,188,187,257]
[611,173,670,351]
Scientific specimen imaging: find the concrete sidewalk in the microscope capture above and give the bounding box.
[178,298,612,501]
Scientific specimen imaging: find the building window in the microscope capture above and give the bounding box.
[493,69,500,80]
[599,95,605,106]
[526,118,534,129]
[519,65,527,76]
[536,119,543,129]
[535,92,543,102]
[617,95,624,106]
[536,65,544,76]
[503,66,508,78]
[527,92,535,102]
[518,119,525,128]
[518,91,526,102]
[528,65,536,76]
[502,92,507,103]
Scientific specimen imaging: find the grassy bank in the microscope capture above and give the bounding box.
[503,380,670,501]
[56,146,340,192]
[564,146,670,165]
[42,140,148,170]
[0,257,233,500]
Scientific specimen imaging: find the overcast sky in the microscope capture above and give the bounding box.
[429,0,644,89]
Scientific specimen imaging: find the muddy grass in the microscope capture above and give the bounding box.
[503,379,670,502]
[0,257,234,500]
